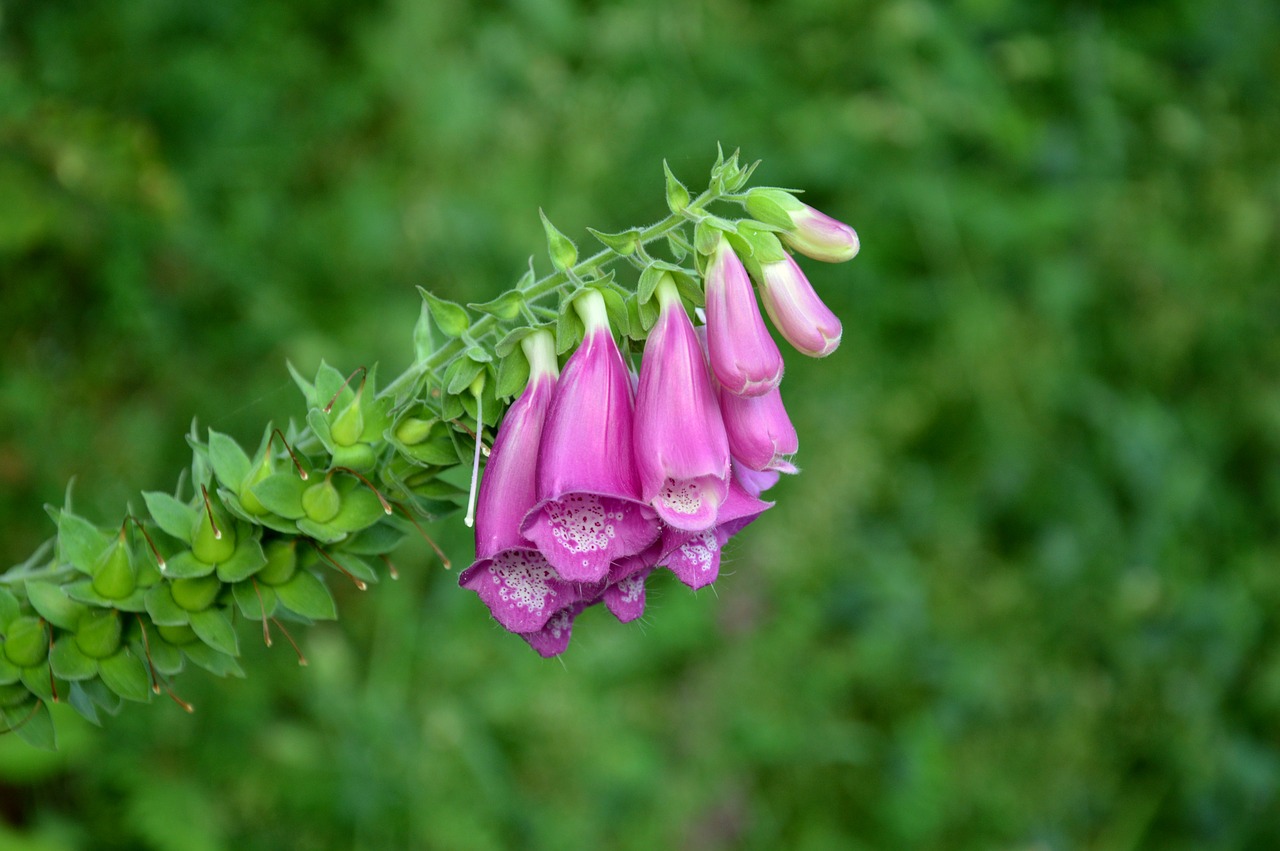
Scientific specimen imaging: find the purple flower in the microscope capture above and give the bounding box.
[601,545,661,623]
[757,255,842,357]
[633,275,730,532]
[519,600,589,658]
[718,383,799,474]
[748,189,860,263]
[733,462,781,499]
[522,290,661,583]
[704,236,784,397]
[661,474,773,589]
[459,331,580,633]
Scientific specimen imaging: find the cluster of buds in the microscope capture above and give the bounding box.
[459,195,859,655]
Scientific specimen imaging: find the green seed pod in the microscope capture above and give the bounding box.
[239,452,276,516]
[394,417,435,446]
[157,624,199,646]
[331,442,376,472]
[75,609,122,660]
[171,575,222,613]
[92,536,137,600]
[3,617,48,668]
[330,398,365,447]
[301,479,341,523]
[258,539,298,586]
[191,502,237,565]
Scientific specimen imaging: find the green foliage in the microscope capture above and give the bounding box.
[2,1,1280,850]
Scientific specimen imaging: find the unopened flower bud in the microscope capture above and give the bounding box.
[191,500,237,565]
[92,535,138,600]
[3,616,48,667]
[301,479,342,523]
[75,609,122,660]
[757,254,842,357]
[395,417,435,446]
[330,398,365,447]
[171,575,222,612]
[258,539,298,586]
[746,189,859,263]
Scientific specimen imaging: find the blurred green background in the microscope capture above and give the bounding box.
[2,0,1279,848]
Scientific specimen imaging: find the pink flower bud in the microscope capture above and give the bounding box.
[704,237,784,397]
[757,254,842,357]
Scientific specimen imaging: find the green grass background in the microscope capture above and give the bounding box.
[2,0,1279,848]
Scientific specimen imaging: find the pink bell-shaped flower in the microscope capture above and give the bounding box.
[718,383,799,474]
[757,254,842,357]
[521,290,661,583]
[458,331,581,633]
[660,473,773,590]
[704,236,784,397]
[633,274,730,531]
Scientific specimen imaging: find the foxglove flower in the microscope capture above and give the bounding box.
[522,290,661,583]
[704,236,784,397]
[733,462,781,499]
[757,254,842,357]
[661,474,773,590]
[747,189,860,263]
[458,331,580,633]
[520,600,590,658]
[633,275,730,531]
[718,383,799,474]
[601,544,661,623]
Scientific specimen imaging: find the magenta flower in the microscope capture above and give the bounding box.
[757,254,842,357]
[601,545,660,624]
[718,383,799,474]
[519,600,589,658]
[661,474,773,589]
[704,236,783,397]
[748,189,860,263]
[458,331,580,633]
[522,290,661,583]
[733,462,781,499]
[633,275,730,531]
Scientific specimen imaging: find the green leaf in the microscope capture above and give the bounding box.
[55,510,111,575]
[188,608,239,657]
[216,537,267,583]
[249,473,308,519]
[20,666,56,702]
[325,553,378,586]
[26,581,88,630]
[207,429,252,490]
[275,570,337,620]
[341,522,407,556]
[418,288,471,337]
[67,682,102,726]
[144,584,190,627]
[182,642,244,678]
[294,518,348,544]
[142,491,198,542]
[3,700,56,750]
[79,677,123,715]
[162,550,216,580]
[49,637,98,681]
[98,648,152,703]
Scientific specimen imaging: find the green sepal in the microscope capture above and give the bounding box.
[695,217,736,255]
[233,580,278,621]
[326,485,390,534]
[51,508,111,575]
[133,633,184,676]
[91,536,137,599]
[98,647,152,702]
[440,390,464,422]
[495,347,531,399]
[418,288,471,338]
[312,361,354,411]
[2,700,56,750]
[75,609,123,660]
[663,160,691,213]
[459,371,499,428]
[469,289,526,321]
[215,536,267,583]
[539,209,578,271]
[26,582,87,631]
[183,642,244,678]
[0,682,30,706]
[325,553,378,586]
[50,637,99,681]
[78,677,123,715]
[444,355,485,397]
[162,550,216,580]
[188,608,239,657]
[286,360,316,404]
[672,269,705,308]
[587,226,640,256]
[207,429,252,491]
[667,233,689,261]
[495,325,539,358]
[274,570,337,621]
[597,286,631,338]
[257,539,298,586]
[171,575,222,613]
[0,588,18,628]
[65,580,149,613]
[0,655,20,686]
[411,300,435,362]
[341,522,407,556]
[66,682,102,726]
[743,187,800,229]
[142,491,198,542]
[144,584,190,627]
[555,296,585,355]
[249,472,309,519]
[20,665,56,702]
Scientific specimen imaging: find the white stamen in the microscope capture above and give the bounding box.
[464,393,483,528]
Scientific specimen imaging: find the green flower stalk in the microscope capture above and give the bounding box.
[0,148,861,747]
